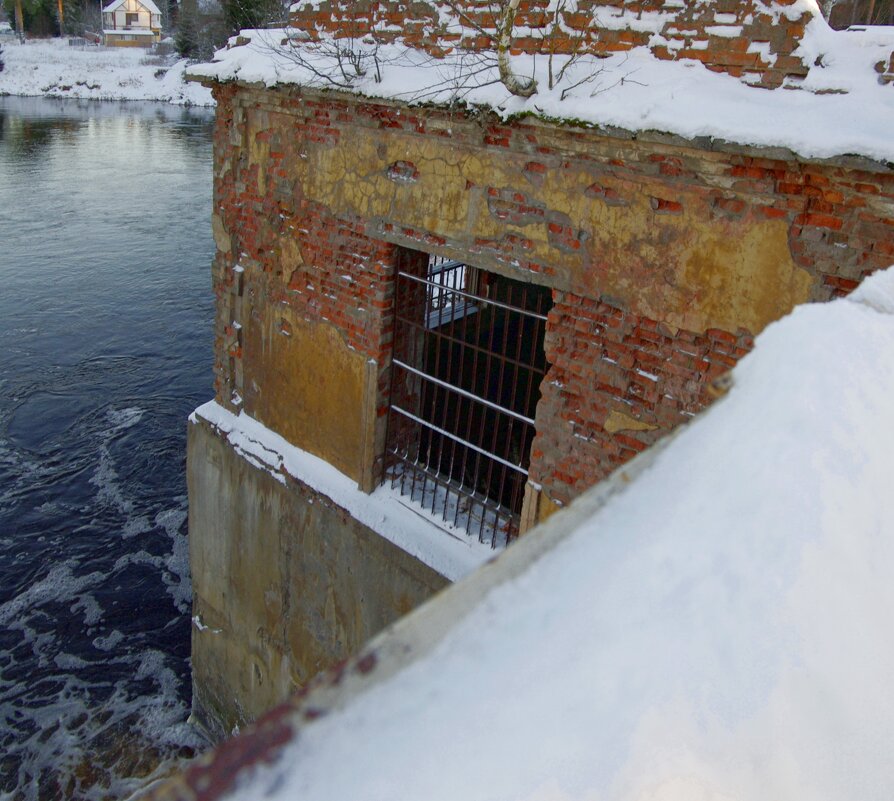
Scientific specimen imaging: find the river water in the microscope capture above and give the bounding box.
[0,96,215,799]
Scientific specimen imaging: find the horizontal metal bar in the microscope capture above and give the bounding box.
[393,313,548,375]
[426,300,478,330]
[428,258,465,275]
[390,405,529,476]
[393,359,536,426]
[398,270,549,321]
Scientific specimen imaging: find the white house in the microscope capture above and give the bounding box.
[102,0,161,47]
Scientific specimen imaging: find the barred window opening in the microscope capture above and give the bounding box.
[384,254,551,548]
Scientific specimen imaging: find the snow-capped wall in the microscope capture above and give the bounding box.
[288,0,828,88]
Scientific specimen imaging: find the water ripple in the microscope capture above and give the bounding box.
[0,96,215,799]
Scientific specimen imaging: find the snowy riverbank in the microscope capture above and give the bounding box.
[0,39,214,106]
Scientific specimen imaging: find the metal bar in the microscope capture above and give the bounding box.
[470,300,498,510]
[396,313,538,375]
[428,258,465,275]
[398,271,549,321]
[483,299,510,503]
[392,359,537,426]
[390,405,529,476]
[435,276,457,517]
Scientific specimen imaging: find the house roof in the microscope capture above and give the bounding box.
[102,0,161,14]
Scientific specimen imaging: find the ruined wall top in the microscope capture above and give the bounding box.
[191,0,894,163]
[288,0,820,88]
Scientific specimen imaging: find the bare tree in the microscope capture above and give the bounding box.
[262,0,628,102]
[494,0,535,97]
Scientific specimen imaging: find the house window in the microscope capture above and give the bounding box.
[126,12,139,25]
[385,253,551,547]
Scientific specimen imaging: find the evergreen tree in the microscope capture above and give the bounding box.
[0,42,4,73]
[174,0,198,58]
[222,0,283,35]
[3,0,58,37]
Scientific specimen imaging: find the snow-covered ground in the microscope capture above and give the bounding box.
[191,18,894,162]
[0,39,214,106]
[218,264,894,801]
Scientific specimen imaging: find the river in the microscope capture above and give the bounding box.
[0,96,215,799]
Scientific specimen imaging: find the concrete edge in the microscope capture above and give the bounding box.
[189,400,495,582]
[142,404,697,801]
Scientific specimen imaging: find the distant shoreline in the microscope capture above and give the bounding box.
[0,38,215,107]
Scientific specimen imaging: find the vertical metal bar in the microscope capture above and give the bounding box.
[434,262,457,491]
[481,298,510,509]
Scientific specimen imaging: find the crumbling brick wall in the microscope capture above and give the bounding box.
[210,83,894,513]
[289,0,818,88]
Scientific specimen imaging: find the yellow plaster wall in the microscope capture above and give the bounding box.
[242,300,367,483]
[286,126,810,335]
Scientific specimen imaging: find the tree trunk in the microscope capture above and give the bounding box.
[496,0,537,97]
[14,0,25,42]
[57,0,65,33]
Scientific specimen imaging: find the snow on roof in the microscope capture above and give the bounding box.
[188,19,894,163]
[218,265,894,801]
[102,0,161,15]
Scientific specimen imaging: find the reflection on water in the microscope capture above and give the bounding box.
[0,96,215,799]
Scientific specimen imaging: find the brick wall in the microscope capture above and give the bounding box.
[210,83,893,511]
[530,294,752,506]
[211,85,399,413]
[289,0,818,88]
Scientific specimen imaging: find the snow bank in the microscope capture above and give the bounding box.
[189,22,894,162]
[228,265,894,801]
[0,39,214,106]
[191,401,494,580]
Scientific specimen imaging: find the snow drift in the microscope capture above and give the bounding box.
[225,265,894,801]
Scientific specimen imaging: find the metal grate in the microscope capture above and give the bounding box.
[384,255,551,547]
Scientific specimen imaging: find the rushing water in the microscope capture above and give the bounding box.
[0,97,215,799]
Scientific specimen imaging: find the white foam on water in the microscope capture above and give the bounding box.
[90,408,148,516]
[93,630,125,651]
[54,652,91,670]
[70,592,104,627]
[90,445,135,515]
[106,408,145,431]
[122,516,152,538]
[155,507,191,613]
[1,627,206,799]
[0,562,105,626]
[113,550,165,571]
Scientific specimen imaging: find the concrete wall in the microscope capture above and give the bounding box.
[187,415,449,739]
